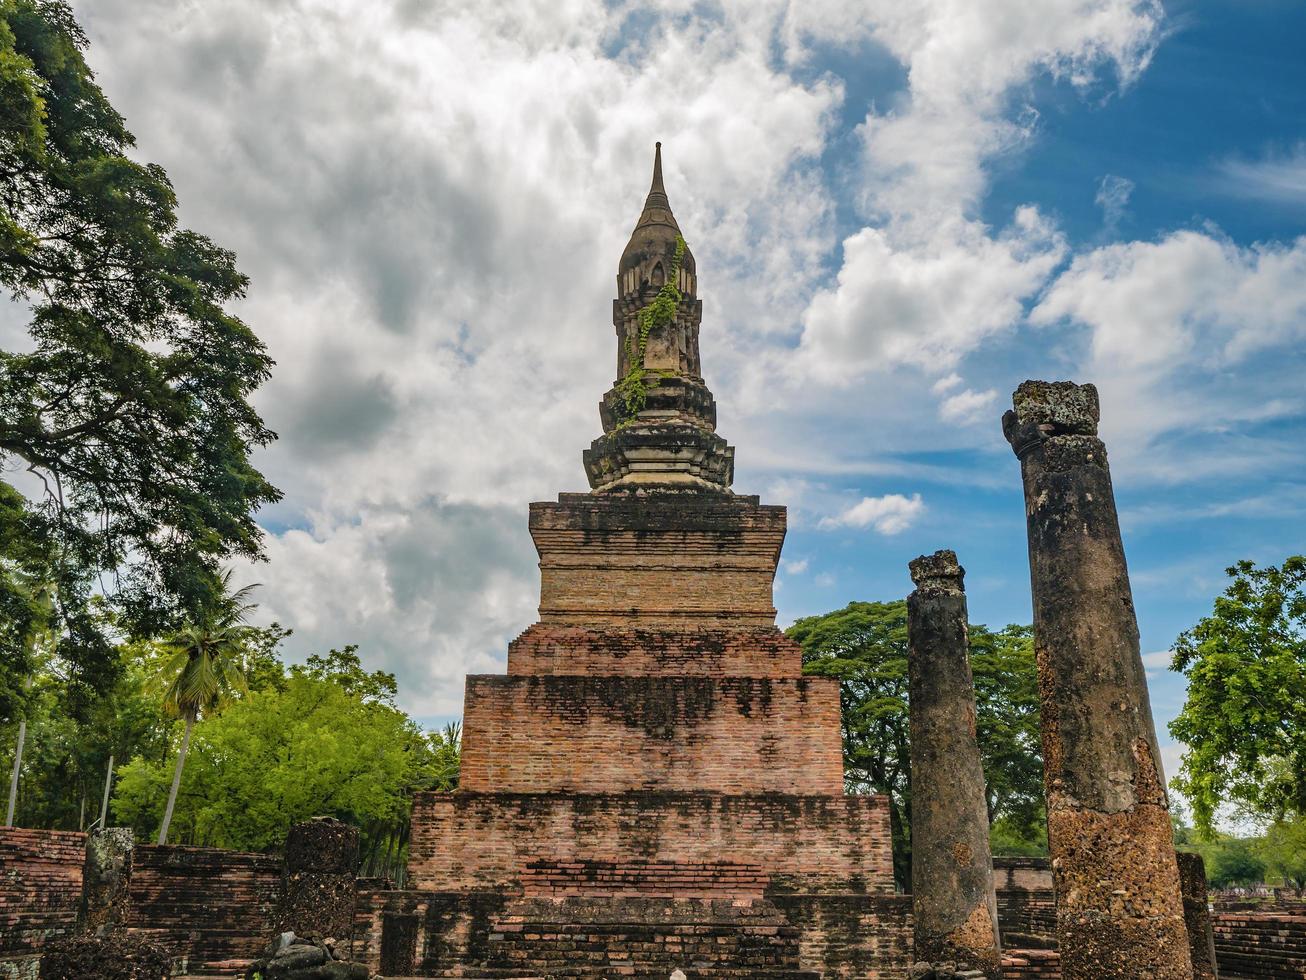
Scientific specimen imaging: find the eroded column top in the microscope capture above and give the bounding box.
[1002,380,1101,458]
[909,549,965,595]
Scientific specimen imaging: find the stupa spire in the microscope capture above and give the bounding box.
[584,145,735,494]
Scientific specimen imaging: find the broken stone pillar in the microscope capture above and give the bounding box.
[274,816,359,941]
[1002,380,1192,980]
[907,550,1002,980]
[76,827,134,936]
[1177,851,1219,980]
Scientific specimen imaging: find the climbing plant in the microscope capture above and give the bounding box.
[616,237,686,423]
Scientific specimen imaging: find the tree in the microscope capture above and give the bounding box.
[154,572,254,844]
[1261,819,1306,891]
[1169,556,1306,836]
[0,0,279,701]
[1206,838,1266,889]
[113,652,458,879]
[4,572,51,824]
[789,601,1043,887]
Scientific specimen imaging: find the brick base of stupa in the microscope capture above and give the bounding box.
[364,495,910,978]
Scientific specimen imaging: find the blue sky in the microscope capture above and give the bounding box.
[64,0,1306,822]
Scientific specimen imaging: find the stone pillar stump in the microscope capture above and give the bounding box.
[275,816,359,941]
[77,827,134,936]
[907,550,1001,979]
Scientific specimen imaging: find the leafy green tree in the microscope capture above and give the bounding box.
[0,0,279,702]
[1169,556,1306,835]
[1261,819,1306,891]
[1206,837,1267,889]
[113,656,458,879]
[789,601,1043,887]
[154,573,255,843]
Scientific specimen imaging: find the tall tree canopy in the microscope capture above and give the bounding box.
[0,0,278,708]
[1169,556,1306,836]
[113,644,456,876]
[788,600,1043,888]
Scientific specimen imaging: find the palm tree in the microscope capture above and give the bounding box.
[155,571,256,845]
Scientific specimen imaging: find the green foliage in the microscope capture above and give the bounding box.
[0,0,279,703]
[788,600,1043,887]
[0,637,171,829]
[1206,837,1267,889]
[112,661,457,866]
[1169,556,1306,836]
[1261,818,1306,890]
[616,237,685,422]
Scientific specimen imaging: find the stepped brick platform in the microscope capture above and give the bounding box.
[363,147,911,978]
[1212,913,1306,978]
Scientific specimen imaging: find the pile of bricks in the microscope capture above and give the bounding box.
[1002,949,1061,979]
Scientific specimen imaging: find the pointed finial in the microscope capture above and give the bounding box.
[651,142,665,195]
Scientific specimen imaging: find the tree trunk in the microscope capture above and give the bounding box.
[157,716,194,845]
[5,717,26,826]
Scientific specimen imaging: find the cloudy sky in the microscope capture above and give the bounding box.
[67,0,1305,793]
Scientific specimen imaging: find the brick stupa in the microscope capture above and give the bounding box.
[395,146,909,978]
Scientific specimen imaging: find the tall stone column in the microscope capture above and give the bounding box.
[907,550,1001,979]
[77,827,134,936]
[1002,381,1191,979]
[1177,851,1219,980]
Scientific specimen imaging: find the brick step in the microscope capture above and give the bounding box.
[415,897,810,978]
[412,971,821,979]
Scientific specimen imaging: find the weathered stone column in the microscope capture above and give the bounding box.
[275,816,359,941]
[1002,380,1191,979]
[907,550,1002,979]
[1177,851,1219,980]
[77,827,134,936]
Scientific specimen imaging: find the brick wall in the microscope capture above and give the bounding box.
[993,856,1056,948]
[519,859,769,900]
[530,494,786,626]
[507,624,804,677]
[0,832,279,975]
[408,791,895,894]
[1213,913,1306,978]
[126,844,280,971]
[773,893,913,979]
[0,827,85,971]
[459,675,844,794]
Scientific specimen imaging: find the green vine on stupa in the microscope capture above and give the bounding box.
[616,235,686,426]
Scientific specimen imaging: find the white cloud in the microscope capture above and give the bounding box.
[781,558,810,575]
[793,207,1066,383]
[1216,143,1306,205]
[783,0,1160,389]
[1034,230,1306,373]
[938,387,998,425]
[931,372,963,394]
[1141,649,1174,676]
[819,493,925,534]
[1096,174,1135,232]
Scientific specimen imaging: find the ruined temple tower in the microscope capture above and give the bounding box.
[386,147,910,978]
